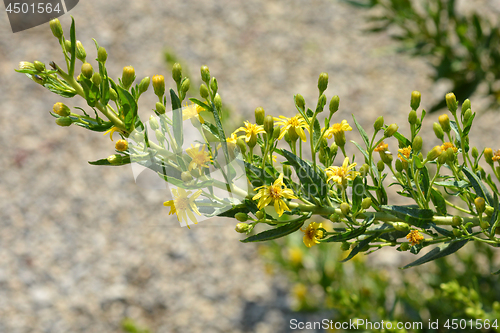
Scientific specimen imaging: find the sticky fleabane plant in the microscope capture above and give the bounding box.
[17,17,500,270]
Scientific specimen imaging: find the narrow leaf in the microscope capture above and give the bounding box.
[402,239,469,269]
[241,219,305,243]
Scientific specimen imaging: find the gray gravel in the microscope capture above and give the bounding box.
[1,0,500,332]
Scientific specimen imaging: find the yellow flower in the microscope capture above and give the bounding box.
[164,188,202,228]
[325,157,360,185]
[186,144,212,172]
[324,120,352,139]
[226,132,238,144]
[398,146,412,161]
[492,149,500,162]
[235,121,266,142]
[301,222,324,248]
[374,141,388,152]
[252,173,298,217]
[183,102,204,123]
[103,126,122,141]
[274,115,308,142]
[406,230,424,246]
[441,142,458,153]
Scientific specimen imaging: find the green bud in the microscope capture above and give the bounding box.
[340,242,350,251]
[433,122,444,140]
[480,220,490,230]
[149,115,159,130]
[395,159,403,172]
[19,61,35,70]
[75,41,86,62]
[400,243,410,251]
[255,107,265,125]
[64,40,72,52]
[426,146,443,162]
[462,99,471,115]
[236,138,247,154]
[256,211,265,220]
[328,213,339,223]
[214,93,222,112]
[295,94,305,110]
[49,18,63,39]
[452,215,463,227]
[445,92,458,114]
[235,213,249,223]
[56,117,72,127]
[92,72,102,86]
[53,102,70,117]
[172,63,182,83]
[235,222,250,233]
[181,78,191,97]
[475,197,486,214]
[317,94,327,112]
[393,222,410,232]
[81,62,93,79]
[438,114,451,133]
[361,197,372,210]
[155,129,165,143]
[410,90,421,110]
[453,229,463,237]
[408,110,418,125]
[471,147,479,159]
[122,66,136,90]
[318,72,328,94]
[200,65,210,83]
[273,126,281,140]
[340,202,351,216]
[485,206,495,218]
[181,171,193,182]
[412,136,423,152]
[139,76,150,94]
[152,75,165,98]
[329,95,340,115]
[463,108,472,124]
[283,164,292,178]
[107,154,122,165]
[210,77,218,94]
[437,149,448,165]
[374,116,384,132]
[330,142,338,155]
[359,163,370,177]
[156,102,166,115]
[200,84,209,99]
[109,88,118,101]
[319,147,326,164]
[97,47,107,63]
[34,61,45,72]
[384,123,399,137]
[484,148,494,164]
[446,148,455,163]
[264,115,274,136]
[377,160,385,172]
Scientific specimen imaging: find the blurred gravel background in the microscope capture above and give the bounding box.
[1,0,500,332]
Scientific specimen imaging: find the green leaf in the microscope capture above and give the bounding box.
[241,218,306,243]
[323,215,374,242]
[351,140,370,163]
[170,89,183,148]
[352,114,370,148]
[430,188,447,215]
[393,132,411,148]
[89,156,131,166]
[79,76,99,107]
[380,205,433,228]
[69,17,76,75]
[401,239,469,269]
[341,216,383,262]
[189,98,211,111]
[351,176,364,213]
[109,80,138,131]
[201,122,221,140]
[312,117,321,148]
[245,162,274,187]
[462,112,475,137]
[434,179,469,188]
[462,167,493,205]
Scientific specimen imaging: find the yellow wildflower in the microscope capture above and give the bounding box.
[186,144,212,172]
[374,141,388,152]
[406,230,424,246]
[274,115,308,142]
[325,157,360,185]
[183,102,204,123]
[492,149,500,162]
[226,132,238,145]
[324,120,352,146]
[103,126,122,141]
[235,121,266,142]
[441,142,458,153]
[301,222,324,248]
[164,188,202,228]
[398,146,412,161]
[252,173,298,217]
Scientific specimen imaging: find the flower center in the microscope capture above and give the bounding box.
[175,197,189,210]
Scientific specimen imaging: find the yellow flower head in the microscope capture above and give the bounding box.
[164,188,203,228]
[406,230,424,246]
[183,102,204,123]
[274,115,308,142]
[324,120,352,139]
[398,146,412,161]
[186,144,212,172]
[235,121,266,143]
[252,173,298,217]
[227,132,238,145]
[325,157,360,185]
[374,141,388,152]
[301,222,324,248]
[103,126,122,141]
[441,142,458,153]
[492,149,500,162]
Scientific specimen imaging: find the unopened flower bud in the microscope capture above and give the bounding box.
[318,72,328,94]
[122,66,136,90]
[181,171,193,182]
[377,160,385,172]
[461,99,471,115]
[446,148,455,163]
[373,116,384,132]
[359,163,370,177]
[412,136,423,152]
[55,117,72,127]
[115,139,128,151]
[273,126,281,140]
[438,149,448,165]
[235,222,250,233]
[438,114,451,133]
[49,18,63,39]
[426,146,442,162]
[200,84,209,99]
[380,151,393,165]
[236,138,247,154]
[384,123,399,137]
[317,94,327,111]
[452,215,463,227]
[400,243,410,251]
[97,47,107,63]
[34,61,45,72]
[92,72,102,86]
[107,154,122,165]
[75,41,86,62]
[433,122,444,140]
[341,242,350,251]
[64,40,71,52]
[453,229,463,237]
[463,108,472,124]
[209,77,218,94]
[109,88,118,101]
[284,131,291,143]
[139,76,150,94]
[19,61,35,70]
[475,197,485,214]
[214,93,222,112]
[484,148,494,164]
[395,159,403,172]
[181,78,191,95]
[152,75,165,98]
[480,220,490,230]
[330,142,338,155]
[393,222,410,232]
[340,202,351,216]
[264,115,274,136]
[410,90,421,110]
[149,115,159,130]
[156,102,166,115]
[235,213,249,223]
[445,92,458,114]
[408,110,418,125]
[81,62,93,79]
[327,96,340,116]
[172,63,182,83]
[485,206,495,218]
[471,147,479,159]
[361,197,372,210]
[295,94,305,110]
[53,102,70,117]
[256,211,265,220]
[255,107,265,125]
[155,129,165,143]
[200,65,210,83]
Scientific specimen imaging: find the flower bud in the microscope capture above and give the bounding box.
[122,66,136,90]
[359,163,370,177]
[400,243,410,251]
[446,148,455,163]
[377,160,385,172]
[235,222,250,233]
[53,102,70,117]
[329,95,340,115]
[373,116,384,132]
[149,115,159,130]
[49,18,63,39]
[214,93,222,112]
[109,88,118,101]
[200,84,209,99]
[452,215,463,227]
[235,212,249,223]
[34,61,45,72]
[480,220,490,230]
[445,92,458,114]
[329,213,340,223]
[384,123,398,137]
[484,148,494,164]
[475,197,485,214]
[341,242,350,251]
[171,63,182,83]
[19,61,35,70]
[438,114,451,133]
[155,129,165,143]
[330,142,338,155]
[433,122,444,140]
[181,171,193,182]
[471,147,479,159]
[139,76,150,94]
[264,115,274,136]
[284,131,291,143]
[340,202,351,216]
[236,138,247,154]
[361,197,372,210]
[152,75,165,98]
[97,47,107,63]
[273,126,281,140]
[395,159,403,172]
[209,77,218,94]
[81,62,93,79]
[410,90,421,110]
[462,99,471,114]
[408,110,418,125]
[107,154,122,165]
[453,228,463,237]
[426,146,442,162]
[64,40,71,52]
[115,139,128,151]
[200,65,210,83]
[412,136,423,152]
[156,102,166,115]
[437,149,448,165]
[92,72,102,86]
[318,72,328,94]
[256,211,265,220]
[56,117,72,127]
[463,108,472,124]
[317,94,327,112]
[255,107,265,125]
[393,222,410,232]
[485,206,495,218]
[75,41,86,62]
[380,151,393,165]
[295,94,305,110]
[181,78,191,95]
